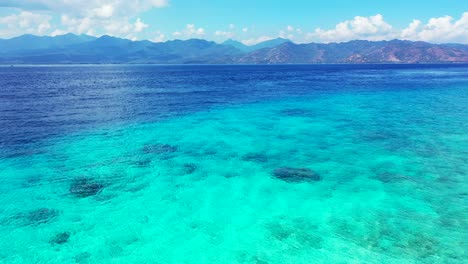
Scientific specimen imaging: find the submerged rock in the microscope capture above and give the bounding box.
[69,178,103,198]
[373,172,412,183]
[242,153,269,163]
[22,175,42,188]
[74,252,91,263]
[203,149,217,156]
[50,232,71,245]
[273,167,321,182]
[3,208,58,226]
[133,158,152,167]
[142,144,178,154]
[182,163,197,174]
[27,208,59,225]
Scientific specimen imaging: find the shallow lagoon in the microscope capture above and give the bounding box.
[0,65,467,263]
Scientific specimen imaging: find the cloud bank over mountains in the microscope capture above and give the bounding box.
[0,1,466,44]
[307,13,468,44]
[0,0,168,40]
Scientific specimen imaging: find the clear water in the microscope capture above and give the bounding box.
[0,65,467,263]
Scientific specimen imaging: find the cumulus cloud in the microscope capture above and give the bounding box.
[279,30,294,40]
[400,12,468,43]
[50,29,67,36]
[0,0,168,38]
[186,24,205,36]
[0,4,467,45]
[214,24,241,39]
[93,4,114,18]
[0,0,48,10]
[309,14,394,42]
[401,19,421,39]
[278,25,303,41]
[134,18,148,32]
[1,0,169,17]
[215,30,235,38]
[173,24,205,38]
[0,11,51,38]
[55,14,149,40]
[152,30,165,42]
[306,13,468,44]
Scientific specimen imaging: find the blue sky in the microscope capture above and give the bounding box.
[0,0,467,44]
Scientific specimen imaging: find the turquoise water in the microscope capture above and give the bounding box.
[0,65,467,263]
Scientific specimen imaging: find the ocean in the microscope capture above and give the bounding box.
[0,64,467,263]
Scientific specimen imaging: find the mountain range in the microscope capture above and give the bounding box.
[1,33,467,64]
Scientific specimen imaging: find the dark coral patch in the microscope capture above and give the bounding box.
[69,178,104,198]
[75,252,91,263]
[203,149,217,156]
[182,163,197,174]
[22,175,42,188]
[372,172,412,183]
[2,208,59,226]
[142,144,178,154]
[27,208,59,225]
[273,167,321,182]
[242,153,269,163]
[50,232,71,245]
[133,158,152,167]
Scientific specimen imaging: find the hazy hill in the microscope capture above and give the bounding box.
[0,34,467,64]
[238,40,468,64]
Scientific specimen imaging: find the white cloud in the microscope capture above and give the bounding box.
[241,35,273,45]
[150,0,169,8]
[1,5,467,45]
[400,12,468,43]
[215,30,235,38]
[306,13,468,44]
[278,25,303,41]
[278,25,304,43]
[186,24,205,36]
[0,11,51,38]
[134,18,148,32]
[93,4,114,18]
[173,24,205,39]
[0,0,168,38]
[214,24,240,39]
[401,19,421,39]
[309,14,394,42]
[152,30,165,42]
[57,13,151,39]
[50,29,67,36]
[3,0,169,17]
[57,14,150,40]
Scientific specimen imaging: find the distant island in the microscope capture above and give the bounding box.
[1,33,467,64]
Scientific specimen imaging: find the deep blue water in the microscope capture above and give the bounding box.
[0,65,467,263]
[2,64,467,151]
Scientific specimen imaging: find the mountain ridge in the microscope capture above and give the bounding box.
[1,34,467,64]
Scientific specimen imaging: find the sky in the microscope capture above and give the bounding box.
[0,0,467,44]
